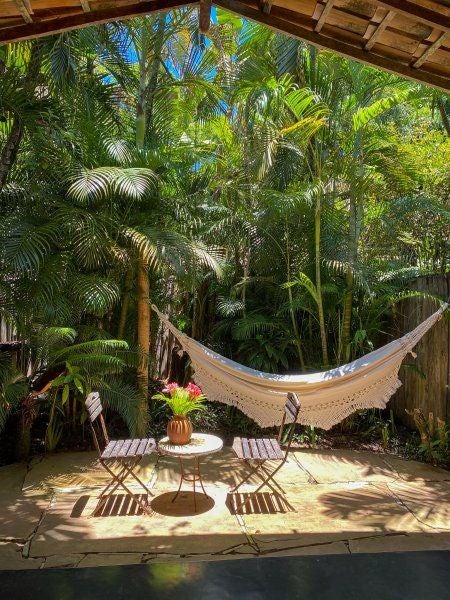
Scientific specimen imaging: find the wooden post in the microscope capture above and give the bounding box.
[199,0,211,34]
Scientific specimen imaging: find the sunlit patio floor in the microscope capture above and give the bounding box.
[0,447,449,570]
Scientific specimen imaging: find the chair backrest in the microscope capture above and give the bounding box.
[85,392,109,454]
[278,392,301,451]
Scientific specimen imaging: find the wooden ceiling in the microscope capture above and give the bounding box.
[0,0,449,91]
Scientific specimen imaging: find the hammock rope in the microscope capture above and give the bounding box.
[152,303,448,430]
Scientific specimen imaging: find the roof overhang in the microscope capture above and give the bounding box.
[0,0,449,92]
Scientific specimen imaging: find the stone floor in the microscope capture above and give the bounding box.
[0,448,449,570]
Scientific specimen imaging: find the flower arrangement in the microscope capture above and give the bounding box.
[152,382,206,416]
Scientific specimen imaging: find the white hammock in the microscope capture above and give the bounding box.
[152,303,447,430]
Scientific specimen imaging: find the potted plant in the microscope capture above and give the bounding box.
[152,382,206,444]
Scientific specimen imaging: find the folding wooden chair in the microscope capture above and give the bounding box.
[230,392,301,510]
[85,392,156,516]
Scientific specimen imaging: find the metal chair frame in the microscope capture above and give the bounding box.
[85,392,156,516]
[230,392,301,510]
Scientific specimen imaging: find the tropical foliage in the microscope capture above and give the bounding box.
[0,8,448,459]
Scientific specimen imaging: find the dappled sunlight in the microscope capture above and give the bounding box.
[0,449,448,569]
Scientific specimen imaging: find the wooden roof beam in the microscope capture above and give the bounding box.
[0,0,196,44]
[215,0,450,92]
[314,0,335,33]
[14,0,33,23]
[80,0,91,12]
[258,0,272,15]
[412,30,450,69]
[199,0,212,32]
[363,7,394,51]
[368,0,450,33]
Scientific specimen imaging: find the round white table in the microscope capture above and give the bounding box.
[158,433,223,512]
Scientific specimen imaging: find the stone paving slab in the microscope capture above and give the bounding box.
[348,531,450,553]
[240,482,426,548]
[292,449,400,483]
[0,463,28,494]
[22,452,157,496]
[387,480,450,529]
[0,542,43,570]
[382,456,450,482]
[30,486,248,558]
[0,492,49,541]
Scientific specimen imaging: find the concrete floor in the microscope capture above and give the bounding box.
[0,447,449,570]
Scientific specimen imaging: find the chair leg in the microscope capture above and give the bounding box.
[252,461,286,495]
[93,457,153,516]
[230,460,263,492]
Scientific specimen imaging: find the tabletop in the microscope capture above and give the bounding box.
[158,433,223,457]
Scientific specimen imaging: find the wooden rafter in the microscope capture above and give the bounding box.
[258,0,273,15]
[214,0,450,92]
[412,30,449,69]
[14,0,33,23]
[0,0,196,44]
[199,0,212,33]
[314,0,335,33]
[367,0,450,32]
[363,8,394,51]
[80,0,91,12]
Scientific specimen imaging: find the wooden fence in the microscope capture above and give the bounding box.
[391,274,450,427]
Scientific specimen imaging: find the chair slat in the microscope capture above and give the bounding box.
[241,437,252,459]
[127,438,141,457]
[137,439,148,455]
[113,439,125,456]
[102,440,117,459]
[86,392,100,409]
[262,437,280,460]
[118,439,132,457]
[232,437,244,459]
[256,438,269,460]
[88,403,103,423]
[248,438,260,459]
[268,437,284,460]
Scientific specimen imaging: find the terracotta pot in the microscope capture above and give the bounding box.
[167,415,193,445]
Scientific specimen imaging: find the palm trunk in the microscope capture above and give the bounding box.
[437,97,450,137]
[341,197,362,362]
[315,194,329,366]
[117,265,134,339]
[285,224,305,370]
[136,259,150,436]
[0,40,44,190]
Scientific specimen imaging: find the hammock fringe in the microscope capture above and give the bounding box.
[151,303,447,430]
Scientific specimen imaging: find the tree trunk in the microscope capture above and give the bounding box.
[315,194,329,366]
[0,40,44,190]
[340,197,362,362]
[285,224,305,370]
[136,259,150,436]
[437,97,450,137]
[117,265,134,339]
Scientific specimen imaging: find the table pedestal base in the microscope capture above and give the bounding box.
[172,456,209,512]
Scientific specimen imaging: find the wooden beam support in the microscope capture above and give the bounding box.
[314,0,335,33]
[363,8,394,51]
[214,0,450,91]
[258,0,272,15]
[14,0,33,23]
[199,0,212,33]
[80,0,91,12]
[412,30,449,68]
[0,0,196,44]
[368,0,450,33]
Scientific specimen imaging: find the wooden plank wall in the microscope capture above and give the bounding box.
[391,274,450,427]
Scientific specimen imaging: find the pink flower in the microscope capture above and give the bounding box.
[186,382,202,398]
[162,382,179,394]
